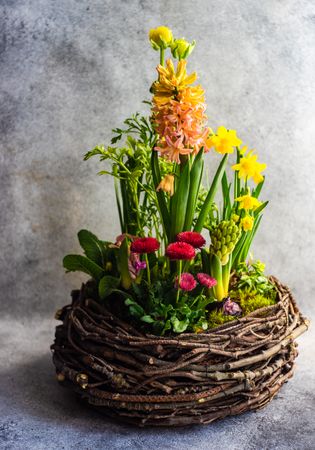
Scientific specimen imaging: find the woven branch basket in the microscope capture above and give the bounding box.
[51,277,308,427]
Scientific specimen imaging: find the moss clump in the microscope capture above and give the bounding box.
[230,288,276,316]
[208,310,236,328]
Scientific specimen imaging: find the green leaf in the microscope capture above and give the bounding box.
[63,255,104,280]
[170,160,190,239]
[171,317,189,333]
[254,201,268,217]
[252,177,265,199]
[184,149,204,230]
[98,275,120,300]
[194,154,228,233]
[78,230,106,267]
[221,171,231,220]
[140,315,155,323]
[117,237,132,289]
[151,151,171,238]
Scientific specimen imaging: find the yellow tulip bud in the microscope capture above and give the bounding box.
[156,174,174,196]
[171,38,196,60]
[149,26,173,50]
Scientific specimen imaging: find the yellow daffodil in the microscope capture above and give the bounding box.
[151,59,197,105]
[171,38,196,60]
[232,151,266,184]
[149,26,173,50]
[241,215,254,231]
[206,126,242,154]
[235,194,261,210]
[156,174,174,196]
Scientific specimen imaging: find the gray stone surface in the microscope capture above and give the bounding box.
[1,0,315,449]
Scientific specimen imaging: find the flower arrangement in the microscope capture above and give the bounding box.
[63,25,274,335]
[53,26,308,427]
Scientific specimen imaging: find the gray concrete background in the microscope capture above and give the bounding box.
[1,0,315,449]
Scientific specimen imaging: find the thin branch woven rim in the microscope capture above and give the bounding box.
[51,277,309,427]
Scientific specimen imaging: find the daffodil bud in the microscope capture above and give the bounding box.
[149,26,173,51]
[171,38,196,60]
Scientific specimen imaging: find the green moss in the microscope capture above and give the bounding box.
[230,288,276,316]
[207,286,277,329]
[208,310,236,328]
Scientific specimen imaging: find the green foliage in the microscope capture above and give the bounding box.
[124,280,211,335]
[98,275,120,300]
[78,229,107,267]
[234,260,276,298]
[63,254,105,281]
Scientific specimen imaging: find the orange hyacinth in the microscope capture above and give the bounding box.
[152,59,210,163]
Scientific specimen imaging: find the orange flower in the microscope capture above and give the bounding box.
[152,59,197,105]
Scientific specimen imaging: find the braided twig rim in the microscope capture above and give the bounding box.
[51,277,309,427]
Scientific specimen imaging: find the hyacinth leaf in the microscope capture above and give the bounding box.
[117,236,132,289]
[63,255,104,280]
[201,248,211,273]
[221,171,232,220]
[184,149,204,230]
[170,161,190,240]
[151,151,171,238]
[194,154,228,233]
[222,255,232,294]
[231,232,248,268]
[78,229,107,267]
[210,254,225,301]
[252,177,265,199]
[98,275,121,300]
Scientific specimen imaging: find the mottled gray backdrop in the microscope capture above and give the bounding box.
[1,1,315,449]
[2,0,315,318]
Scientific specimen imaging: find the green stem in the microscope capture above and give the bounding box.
[160,48,165,66]
[145,254,151,287]
[176,260,183,304]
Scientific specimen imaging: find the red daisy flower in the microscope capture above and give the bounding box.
[197,273,217,288]
[166,242,195,260]
[176,231,206,248]
[130,237,160,254]
[175,273,197,291]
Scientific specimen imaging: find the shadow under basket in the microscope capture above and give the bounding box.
[51,277,309,427]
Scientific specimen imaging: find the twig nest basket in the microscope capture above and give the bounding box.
[51,277,308,427]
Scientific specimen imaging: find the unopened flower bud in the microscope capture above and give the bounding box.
[171,38,196,60]
[149,26,173,50]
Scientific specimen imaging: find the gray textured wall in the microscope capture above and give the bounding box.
[1,0,315,318]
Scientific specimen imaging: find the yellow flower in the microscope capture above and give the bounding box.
[232,151,266,184]
[149,26,173,50]
[235,194,261,210]
[171,38,196,60]
[156,174,174,196]
[151,59,197,105]
[206,126,242,154]
[241,215,254,231]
